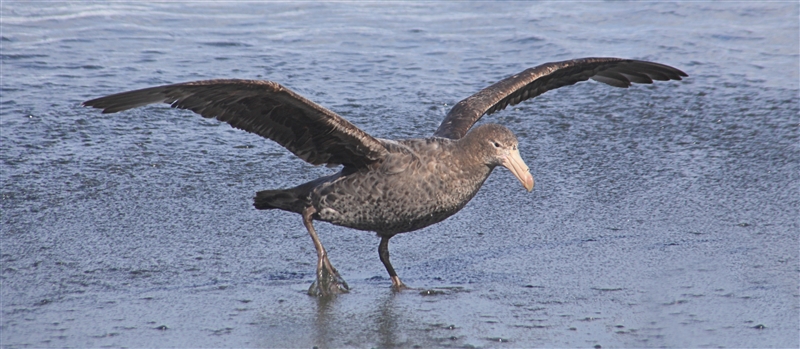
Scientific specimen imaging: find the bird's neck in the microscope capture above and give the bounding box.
[447,137,495,197]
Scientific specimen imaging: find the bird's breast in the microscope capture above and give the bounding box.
[311,149,492,235]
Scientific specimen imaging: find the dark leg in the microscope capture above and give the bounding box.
[303,206,349,296]
[378,235,407,290]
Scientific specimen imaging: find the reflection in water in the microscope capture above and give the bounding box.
[312,291,404,348]
[312,295,336,348]
[375,293,399,348]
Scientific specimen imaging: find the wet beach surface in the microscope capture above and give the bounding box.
[2,2,798,348]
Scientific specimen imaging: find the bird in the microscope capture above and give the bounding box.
[83,57,686,296]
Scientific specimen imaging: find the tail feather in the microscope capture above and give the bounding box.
[254,173,340,214]
[253,189,308,213]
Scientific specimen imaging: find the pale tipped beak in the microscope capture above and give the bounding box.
[502,147,534,192]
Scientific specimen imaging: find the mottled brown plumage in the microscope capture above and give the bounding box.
[83,57,686,296]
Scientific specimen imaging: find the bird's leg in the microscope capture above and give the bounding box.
[378,235,407,290]
[302,206,349,297]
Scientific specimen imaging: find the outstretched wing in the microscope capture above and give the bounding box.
[434,57,687,139]
[83,79,389,168]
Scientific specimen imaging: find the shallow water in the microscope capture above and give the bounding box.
[2,2,798,348]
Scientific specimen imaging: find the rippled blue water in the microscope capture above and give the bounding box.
[2,2,798,348]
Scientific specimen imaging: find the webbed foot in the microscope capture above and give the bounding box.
[307,255,349,297]
[302,206,349,297]
[390,276,410,292]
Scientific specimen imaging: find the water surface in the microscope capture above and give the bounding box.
[2,2,798,348]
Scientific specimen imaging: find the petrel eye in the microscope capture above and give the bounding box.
[493,142,501,148]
